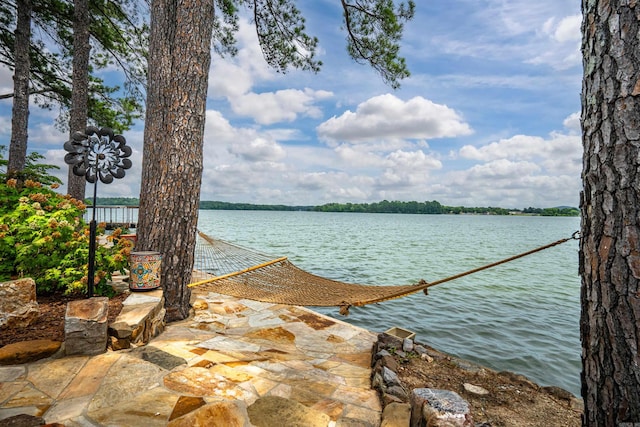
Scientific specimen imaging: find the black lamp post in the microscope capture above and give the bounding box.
[64,127,132,297]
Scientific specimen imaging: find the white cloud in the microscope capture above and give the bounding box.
[203,110,271,161]
[449,128,582,207]
[0,114,10,137]
[378,149,442,187]
[209,19,274,99]
[197,105,449,205]
[230,88,333,125]
[0,67,13,96]
[294,171,375,201]
[229,137,286,162]
[541,132,582,175]
[441,161,579,208]
[200,110,293,201]
[563,112,581,133]
[426,73,555,91]
[422,2,581,71]
[551,15,582,43]
[335,144,387,169]
[28,122,68,148]
[460,158,542,180]
[207,18,334,126]
[459,135,546,161]
[317,94,472,143]
[209,59,255,99]
[459,132,581,167]
[529,14,581,69]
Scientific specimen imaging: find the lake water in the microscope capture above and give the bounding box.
[197,210,582,396]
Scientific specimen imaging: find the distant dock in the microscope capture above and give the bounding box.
[85,205,138,229]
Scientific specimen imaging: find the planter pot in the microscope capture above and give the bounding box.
[384,326,416,341]
[120,234,137,247]
[129,251,161,291]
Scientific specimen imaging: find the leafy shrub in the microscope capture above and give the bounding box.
[0,179,132,296]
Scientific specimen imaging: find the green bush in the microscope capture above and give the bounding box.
[0,179,132,296]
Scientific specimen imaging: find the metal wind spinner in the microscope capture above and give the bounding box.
[64,126,132,296]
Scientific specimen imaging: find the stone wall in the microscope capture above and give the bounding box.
[107,289,166,350]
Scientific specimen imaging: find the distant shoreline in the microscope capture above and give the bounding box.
[89,197,580,217]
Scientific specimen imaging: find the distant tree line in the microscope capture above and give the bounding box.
[522,207,581,217]
[443,205,511,215]
[89,197,140,206]
[314,200,447,214]
[315,201,579,216]
[198,201,312,211]
[88,197,579,216]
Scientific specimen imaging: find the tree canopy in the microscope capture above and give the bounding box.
[0,0,148,131]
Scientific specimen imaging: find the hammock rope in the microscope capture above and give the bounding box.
[189,230,579,315]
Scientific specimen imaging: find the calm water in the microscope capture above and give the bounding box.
[197,210,582,395]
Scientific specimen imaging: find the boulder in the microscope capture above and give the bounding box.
[0,278,39,329]
[64,297,109,356]
[410,388,473,427]
[0,339,61,365]
[463,383,489,396]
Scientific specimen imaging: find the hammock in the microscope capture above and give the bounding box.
[189,231,578,315]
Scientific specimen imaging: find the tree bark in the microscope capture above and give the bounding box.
[136,0,214,321]
[66,0,90,201]
[580,1,640,425]
[7,0,32,178]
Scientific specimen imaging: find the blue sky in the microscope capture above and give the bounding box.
[0,0,583,208]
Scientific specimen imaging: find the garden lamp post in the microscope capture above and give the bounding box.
[63,127,132,297]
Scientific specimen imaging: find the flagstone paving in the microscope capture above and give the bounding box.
[0,291,381,426]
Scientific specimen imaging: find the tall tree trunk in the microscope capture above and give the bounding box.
[580,1,640,425]
[136,0,214,321]
[66,0,90,201]
[7,0,31,178]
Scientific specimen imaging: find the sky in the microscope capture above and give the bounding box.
[0,0,583,209]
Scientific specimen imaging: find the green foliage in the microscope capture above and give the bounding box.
[250,0,321,73]
[199,200,312,211]
[315,200,445,214]
[211,0,240,57]
[315,201,579,216]
[343,0,415,88]
[0,145,62,185]
[0,0,147,131]
[204,0,414,87]
[444,206,511,215]
[523,207,580,217]
[0,179,132,295]
[90,197,140,206]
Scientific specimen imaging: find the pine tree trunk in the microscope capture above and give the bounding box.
[7,0,31,177]
[136,0,214,321]
[66,0,90,201]
[580,1,640,425]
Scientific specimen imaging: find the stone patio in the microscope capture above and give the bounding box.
[0,290,381,426]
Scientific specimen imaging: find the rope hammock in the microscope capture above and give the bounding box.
[189,230,579,315]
